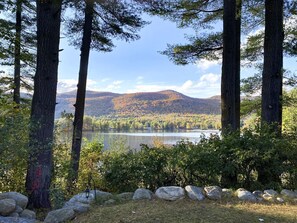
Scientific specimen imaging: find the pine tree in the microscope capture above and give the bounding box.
[0,0,36,103]
[66,0,146,189]
[25,0,62,208]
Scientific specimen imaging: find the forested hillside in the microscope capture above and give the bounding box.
[56,90,220,118]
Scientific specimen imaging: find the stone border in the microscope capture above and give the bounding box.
[1,187,296,223]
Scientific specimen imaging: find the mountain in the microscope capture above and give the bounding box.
[55,90,220,118]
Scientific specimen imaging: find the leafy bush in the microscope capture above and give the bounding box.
[98,127,297,193]
[0,99,30,193]
[52,135,104,196]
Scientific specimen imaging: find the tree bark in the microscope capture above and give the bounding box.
[25,0,62,209]
[220,0,241,187]
[13,0,22,104]
[68,0,94,190]
[258,0,284,186]
[221,0,241,135]
[261,0,284,134]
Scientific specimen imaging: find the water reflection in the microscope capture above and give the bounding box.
[82,130,220,150]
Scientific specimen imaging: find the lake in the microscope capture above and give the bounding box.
[81,130,220,150]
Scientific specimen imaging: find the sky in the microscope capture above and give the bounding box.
[1,12,296,99]
[57,15,223,98]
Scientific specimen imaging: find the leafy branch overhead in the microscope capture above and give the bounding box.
[65,0,148,52]
[161,32,223,65]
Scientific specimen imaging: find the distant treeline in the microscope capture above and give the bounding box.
[55,113,221,132]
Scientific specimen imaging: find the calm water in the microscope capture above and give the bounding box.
[82,130,220,150]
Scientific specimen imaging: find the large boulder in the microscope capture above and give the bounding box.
[204,186,222,200]
[0,217,36,223]
[0,199,16,216]
[0,192,28,209]
[68,190,112,204]
[236,189,257,202]
[44,208,75,223]
[185,186,205,201]
[133,188,153,200]
[155,186,185,201]
[281,189,297,198]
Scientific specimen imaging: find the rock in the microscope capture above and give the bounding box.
[20,209,36,219]
[14,206,23,214]
[0,199,16,216]
[155,186,185,201]
[185,186,205,201]
[133,188,153,200]
[281,189,297,198]
[252,190,263,198]
[222,188,233,197]
[116,192,134,201]
[104,199,116,205]
[91,190,113,199]
[64,201,90,214]
[263,193,274,201]
[204,186,222,200]
[252,190,264,201]
[264,189,278,197]
[9,213,19,217]
[44,208,75,223]
[276,197,285,203]
[237,190,257,202]
[68,190,112,204]
[0,192,28,209]
[0,217,36,223]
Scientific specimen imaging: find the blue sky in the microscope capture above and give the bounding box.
[58,13,296,99]
[57,15,223,98]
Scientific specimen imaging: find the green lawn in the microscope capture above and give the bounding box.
[72,198,297,223]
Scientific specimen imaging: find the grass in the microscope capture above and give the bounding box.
[72,198,297,223]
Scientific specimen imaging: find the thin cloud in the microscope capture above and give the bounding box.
[127,73,221,98]
[136,76,144,84]
[106,80,123,91]
[58,78,98,93]
[200,73,220,83]
[196,59,221,70]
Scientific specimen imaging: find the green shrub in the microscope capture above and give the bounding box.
[0,100,30,193]
[52,136,104,196]
[98,126,297,192]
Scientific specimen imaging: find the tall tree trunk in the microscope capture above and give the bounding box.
[258,0,284,185]
[220,0,241,187]
[13,0,22,104]
[68,0,94,190]
[261,0,284,134]
[25,0,62,209]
